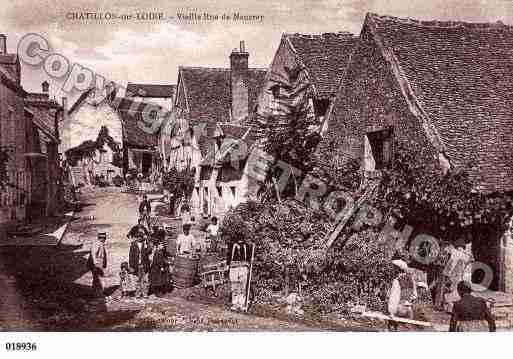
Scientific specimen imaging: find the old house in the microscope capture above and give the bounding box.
[60,86,124,184]
[193,123,260,216]
[257,32,357,135]
[61,85,163,182]
[126,83,176,112]
[0,34,28,233]
[169,41,267,216]
[24,81,63,218]
[324,13,513,292]
[117,98,162,177]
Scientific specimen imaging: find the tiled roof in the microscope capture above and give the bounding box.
[286,32,357,98]
[366,13,513,192]
[117,98,159,148]
[25,93,62,141]
[126,83,176,98]
[179,66,267,124]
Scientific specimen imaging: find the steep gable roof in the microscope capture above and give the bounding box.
[178,66,267,124]
[126,83,176,98]
[361,13,513,192]
[285,32,358,99]
[117,98,159,148]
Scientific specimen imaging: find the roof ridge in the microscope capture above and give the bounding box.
[368,12,513,31]
[180,66,230,71]
[127,82,176,86]
[284,32,354,39]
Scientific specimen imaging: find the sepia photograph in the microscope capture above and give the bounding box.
[1,0,513,356]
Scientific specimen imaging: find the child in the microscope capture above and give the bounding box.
[119,262,136,297]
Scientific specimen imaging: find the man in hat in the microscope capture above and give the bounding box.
[177,223,196,255]
[88,232,108,298]
[129,234,153,298]
[387,259,418,331]
[450,281,496,332]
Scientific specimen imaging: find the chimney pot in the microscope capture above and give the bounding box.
[0,34,6,54]
[240,40,245,53]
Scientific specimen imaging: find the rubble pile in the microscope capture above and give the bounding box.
[221,201,398,314]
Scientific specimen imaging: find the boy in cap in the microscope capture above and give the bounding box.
[87,232,108,298]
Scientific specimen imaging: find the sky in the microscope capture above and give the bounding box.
[2,0,513,104]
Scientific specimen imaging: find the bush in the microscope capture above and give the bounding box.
[221,200,399,315]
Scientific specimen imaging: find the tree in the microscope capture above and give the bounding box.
[260,106,321,201]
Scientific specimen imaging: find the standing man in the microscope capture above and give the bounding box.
[87,232,108,298]
[129,234,152,298]
[177,223,196,255]
[449,281,496,332]
[139,194,152,227]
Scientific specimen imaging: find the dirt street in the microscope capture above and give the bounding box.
[0,188,372,331]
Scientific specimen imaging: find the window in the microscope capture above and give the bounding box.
[366,129,393,170]
[270,85,281,115]
[313,99,330,118]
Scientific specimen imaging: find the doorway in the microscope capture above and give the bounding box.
[141,153,153,176]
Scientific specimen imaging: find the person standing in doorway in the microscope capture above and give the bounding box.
[87,232,108,298]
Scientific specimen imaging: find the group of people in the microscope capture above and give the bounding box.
[387,257,496,332]
[87,195,172,300]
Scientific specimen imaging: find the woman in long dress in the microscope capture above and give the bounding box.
[149,241,171,296]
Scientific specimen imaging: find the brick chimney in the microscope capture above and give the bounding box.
[0,34,6,54]
[230,41,249,121]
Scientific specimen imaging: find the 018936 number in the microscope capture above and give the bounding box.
[5,342,37,351]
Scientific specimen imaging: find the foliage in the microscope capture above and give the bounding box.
[367,142,513,240]
[260,105,321,200]
[221,200,397,314]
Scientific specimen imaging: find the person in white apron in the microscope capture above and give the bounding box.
[387,259,418,331]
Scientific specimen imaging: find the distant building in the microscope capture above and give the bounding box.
[0,34,28,231]
[126,83,176,112]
